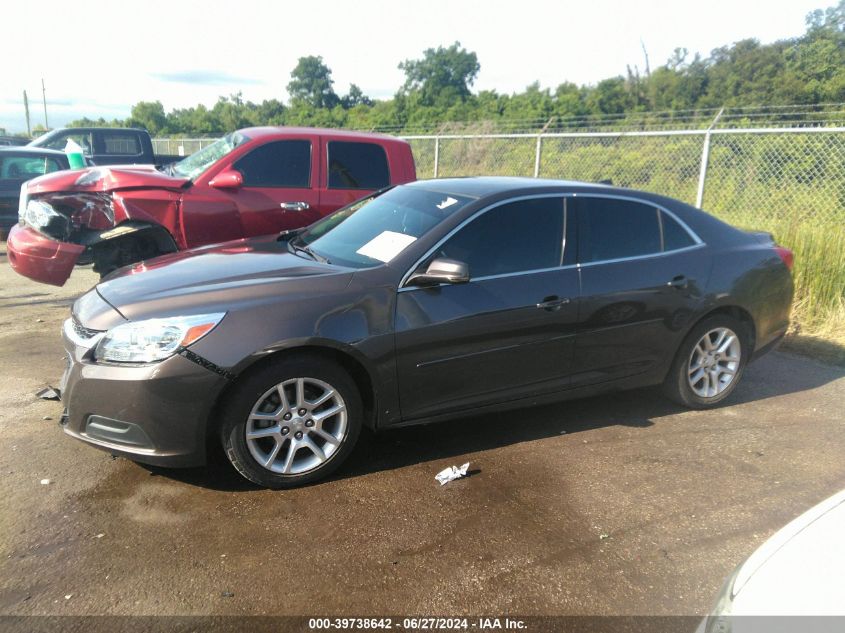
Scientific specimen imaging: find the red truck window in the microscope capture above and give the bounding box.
[327,141,389,190]
[234,140,312,188]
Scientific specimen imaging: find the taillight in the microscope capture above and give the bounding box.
[774,246,794,271]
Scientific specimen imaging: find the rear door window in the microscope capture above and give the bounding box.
[234,140,312,188]
[327,141,390,190]
[575,197,662,264]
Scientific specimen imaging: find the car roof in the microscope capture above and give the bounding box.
[37,127,143,134]
[0,146,68,157]
[403,176,611,198]
[402,176,747,246]
[238,126,405,143]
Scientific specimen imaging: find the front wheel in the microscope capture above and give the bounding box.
[220,357,362,488]
[663,315,749,409]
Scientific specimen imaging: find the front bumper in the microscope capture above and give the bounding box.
[7,224,85,286]
[60,319,229,467]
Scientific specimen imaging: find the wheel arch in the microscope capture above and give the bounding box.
[207,342,379,449]
[89,220,179,253]
[678,304,757,365]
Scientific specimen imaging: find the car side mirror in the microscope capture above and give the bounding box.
[209,169,243,189]
[407,258,469,287]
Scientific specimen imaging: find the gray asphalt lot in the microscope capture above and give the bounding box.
[1,242,843,618]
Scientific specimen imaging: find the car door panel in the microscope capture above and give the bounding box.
[230,137,321,237]
[393,195,576,420]
[395,269,580,420]
[573,249,710,384]
[571,194,711,386]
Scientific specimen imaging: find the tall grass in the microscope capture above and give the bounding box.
[746,218,845,363]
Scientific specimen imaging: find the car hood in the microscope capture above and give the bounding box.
[94,235,355,322]
[730,489,845,615]
[26,165,188,195]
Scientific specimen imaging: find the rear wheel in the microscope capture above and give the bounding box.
[663,315,749,409]
[220,356,362,488]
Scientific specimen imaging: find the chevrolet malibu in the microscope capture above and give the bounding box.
[60,178,794,488]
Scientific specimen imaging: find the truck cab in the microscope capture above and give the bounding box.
[28,127,160,166]
[8,127,417,285]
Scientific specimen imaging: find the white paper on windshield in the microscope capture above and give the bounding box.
[437,196,458,210]
[356,231,417,262]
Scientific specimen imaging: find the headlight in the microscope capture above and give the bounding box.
[17,182,28,223]
[94,313,225,363]
[24,199,69,239]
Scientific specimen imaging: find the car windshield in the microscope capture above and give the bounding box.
[293,186,473,268]
[170,132,250,180]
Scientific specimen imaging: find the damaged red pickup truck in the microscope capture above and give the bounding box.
[7,127,416,285]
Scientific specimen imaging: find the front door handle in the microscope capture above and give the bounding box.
[667,275,691,289]
[280,201,310,211]
[537,295,571,311]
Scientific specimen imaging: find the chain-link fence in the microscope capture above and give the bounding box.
[151,138,217,156]
[153,128,845,226]
[403,128,845,227]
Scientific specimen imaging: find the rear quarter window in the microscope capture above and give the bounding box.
[327,141,390,190]
[661,210,697,251]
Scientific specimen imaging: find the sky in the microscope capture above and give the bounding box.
[0,0,833,134]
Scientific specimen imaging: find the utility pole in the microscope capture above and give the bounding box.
[23,90,31,137]
[41,78,48,130]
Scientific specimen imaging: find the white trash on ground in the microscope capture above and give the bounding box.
[435,462,470,486]
[35,387,60,401]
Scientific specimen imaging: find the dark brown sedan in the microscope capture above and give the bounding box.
[59,178,794,488]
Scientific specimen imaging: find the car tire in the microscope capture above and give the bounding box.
[663,314,750,409]
[219,356,363,489]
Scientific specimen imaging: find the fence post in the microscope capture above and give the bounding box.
[433,137,440,178]
[695,108,724,208]
[533,118,554,178]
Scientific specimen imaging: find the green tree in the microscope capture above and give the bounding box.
[287,56,340,109]
[586,77,630,114]
[167,104,220,135]
[398,42,480,107]
[212,93,251,132]
[341,84,372,109]
[126,101,167,135]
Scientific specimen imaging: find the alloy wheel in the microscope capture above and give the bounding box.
[245,377,347,475]
[687,327,741,399]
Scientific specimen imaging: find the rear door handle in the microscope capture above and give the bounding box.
[536,296,571,311]
[667,275,691,289]
[280,201,310,211]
